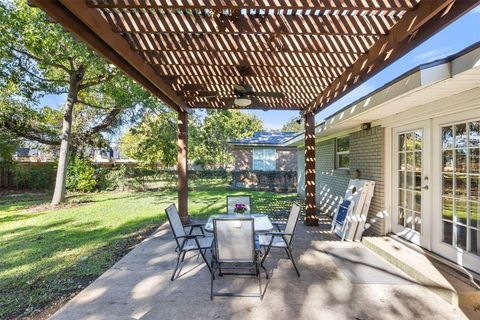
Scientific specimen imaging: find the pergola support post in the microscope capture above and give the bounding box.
[304,112,318,226]
[177,110,189,224]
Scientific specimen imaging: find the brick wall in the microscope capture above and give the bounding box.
[276,148,297,171]
[315,139,350,216]
[233,148,252,171]
[349,126,385,236]
[233,147,297,171]
[297,125,386,236]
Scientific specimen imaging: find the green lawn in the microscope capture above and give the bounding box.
[0,189,297,319]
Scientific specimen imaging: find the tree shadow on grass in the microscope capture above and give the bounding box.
[0,213,165,319]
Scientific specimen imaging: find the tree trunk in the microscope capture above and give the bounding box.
[51,67,84,205]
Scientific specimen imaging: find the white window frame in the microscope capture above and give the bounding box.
[336,136,350,170]
[252,148,276,171]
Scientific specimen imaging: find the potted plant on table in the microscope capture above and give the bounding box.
[233,203,248,214]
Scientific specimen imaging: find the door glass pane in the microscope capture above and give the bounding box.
[470,175,479,201]
[398,208,405,226]
[442,174,453,196]
[406,172,413,189]
[399,153,406,170]
[414,193,421,211]
[442,221,453,245]
[470,229,480,256]
[470,148,480,174]
[414,130,422,150]
[406,191,413,210]
[455,149,467,173]
[471,201,479,228]
[469,121,480,147]
[406,152,414,171]
[456,174,467,198]
[456,225,467,250]
[442,150,453,172]
[399,134,406,151]
[456,199,467,225]
[455,123,467,148]
[399,171,405,188]
[406,210,413,229]
[415,152,422,171]
[399,189,405,207]
[442,197,453,221]
[442,126,453,149]
[414,213,421,232]
[406,133,414,151]
[414,173,422,191]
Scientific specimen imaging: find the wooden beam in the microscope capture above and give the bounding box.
[188,101,303,110]
[173,75,330,88]
[152,64,344,82]
[308,0,480,114]
[49,0,190,112]
[106,10,397,36]
[141,50,357,69]
[87,0,417,11]
[126,33,377,54]
[29,0,186,112]
[304,112,318,226]
[177,110,188,223]
[172,83,325,95]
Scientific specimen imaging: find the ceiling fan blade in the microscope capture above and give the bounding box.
[223,98,235,108]
[250,97,269,109]
[253,91,285,98]
[182,83,204,91]
[233,84,247,94]
[196,90,218,98]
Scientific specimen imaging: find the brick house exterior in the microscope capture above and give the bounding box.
[232,146,297,171]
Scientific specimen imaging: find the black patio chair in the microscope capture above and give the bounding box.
[258,203,302,277]
[165,204,213,281]
[210,218,263,299]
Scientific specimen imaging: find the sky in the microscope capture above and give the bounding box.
[40,5,480,131]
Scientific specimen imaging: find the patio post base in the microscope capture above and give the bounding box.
[305,215,319,226]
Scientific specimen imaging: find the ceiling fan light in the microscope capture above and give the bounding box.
[234,97,252,107]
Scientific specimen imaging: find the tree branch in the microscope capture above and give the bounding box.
[11,47,71,73]
[79,72,118,90]
[77,99,110,110]
[76,106,123,142]
[3,119,61,146]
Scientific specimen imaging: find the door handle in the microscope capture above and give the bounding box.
[422,185,429,190]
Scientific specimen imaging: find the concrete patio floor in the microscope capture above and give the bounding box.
[50,216,467,320]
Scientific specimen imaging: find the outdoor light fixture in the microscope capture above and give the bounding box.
[234,97,252,107]
[361,123,371,130]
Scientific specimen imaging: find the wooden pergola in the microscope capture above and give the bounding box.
[30,0,478,225]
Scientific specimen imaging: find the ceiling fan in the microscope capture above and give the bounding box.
[196,66,286,109]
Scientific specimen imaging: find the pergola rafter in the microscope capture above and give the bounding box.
[30,0,479,224]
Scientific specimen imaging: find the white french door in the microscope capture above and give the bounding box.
[392,120,432,247]
[432,111,480,271]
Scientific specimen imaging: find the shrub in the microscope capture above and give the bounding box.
[66,157,96,192]
[95,165,127,191]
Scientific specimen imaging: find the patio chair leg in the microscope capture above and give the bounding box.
[198,247,212,273]
[287,247,300,277]
[180,251,187,262]
[257,263,263,300]
[171,251,183,281]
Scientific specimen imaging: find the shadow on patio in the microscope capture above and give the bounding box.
[49,215,467,320]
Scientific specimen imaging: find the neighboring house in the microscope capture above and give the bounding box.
[228,131,298,191]
[286,43,480,272]
[13,148,55,162]
[228,131,298,172]
[91,147,136,164]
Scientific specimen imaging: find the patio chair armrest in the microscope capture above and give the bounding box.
[271,221,285,231]
[184,222,204,227]
[176,234,203,240]
[266,231,293,236]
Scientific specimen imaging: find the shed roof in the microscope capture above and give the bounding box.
[229,131,297,146]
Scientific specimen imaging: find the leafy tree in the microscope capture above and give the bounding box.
[281,116,303,132]
[196,110,263,168]
[120,110,177,168]
[0,1,155,204]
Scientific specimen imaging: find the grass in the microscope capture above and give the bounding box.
[0,187,297,319]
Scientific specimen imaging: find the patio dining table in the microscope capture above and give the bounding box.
[204,214,274,233]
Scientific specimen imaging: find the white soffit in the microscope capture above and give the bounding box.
[284,44,480,147]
